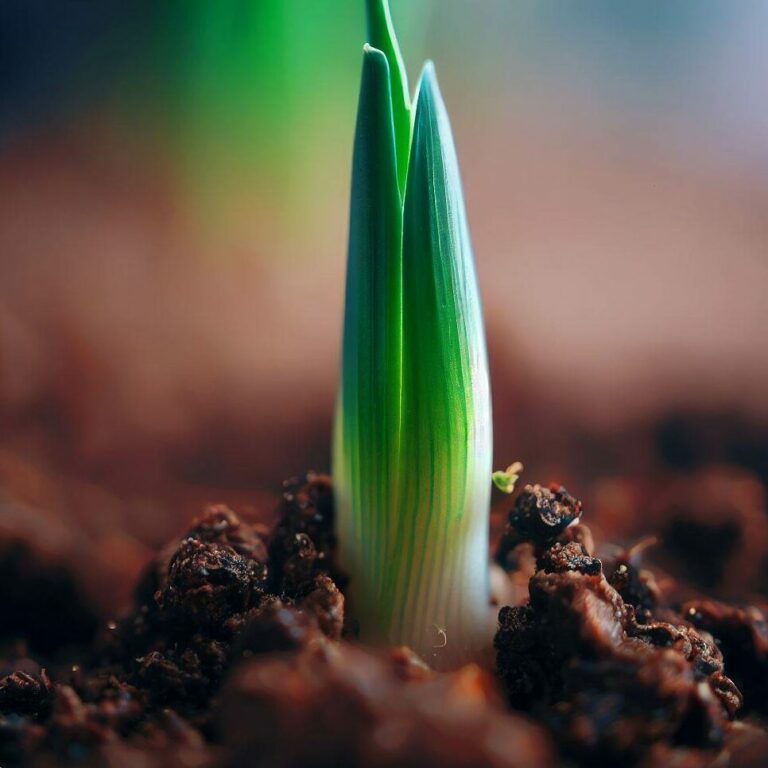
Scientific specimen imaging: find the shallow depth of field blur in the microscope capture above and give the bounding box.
[2,2,768,612]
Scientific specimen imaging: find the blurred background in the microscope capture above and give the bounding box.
[1,1,767,617]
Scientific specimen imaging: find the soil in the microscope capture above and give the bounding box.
[1,473,768,767]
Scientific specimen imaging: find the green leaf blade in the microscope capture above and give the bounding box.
[333,45,403,635]
[392,63,493,666]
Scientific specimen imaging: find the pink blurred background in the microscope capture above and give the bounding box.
[1,1,767,611]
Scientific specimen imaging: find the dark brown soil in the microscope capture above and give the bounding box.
[1,473,767,767]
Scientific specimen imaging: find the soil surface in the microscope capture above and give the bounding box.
[1,472,767,767]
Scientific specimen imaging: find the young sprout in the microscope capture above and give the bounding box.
[493,462,524,495]
[333,0,492,668]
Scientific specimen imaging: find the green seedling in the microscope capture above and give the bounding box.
[334,0,492,668]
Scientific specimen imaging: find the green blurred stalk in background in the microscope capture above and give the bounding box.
[334,0,492,669]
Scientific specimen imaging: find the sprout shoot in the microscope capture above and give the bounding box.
[493,462,524,495]
[334,0,492,669]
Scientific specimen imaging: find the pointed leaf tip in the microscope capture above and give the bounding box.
[413,61,443,118]
[419,59,437,85]
[361,43,389,72]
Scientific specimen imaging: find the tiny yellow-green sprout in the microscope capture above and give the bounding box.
[492,462,525,495]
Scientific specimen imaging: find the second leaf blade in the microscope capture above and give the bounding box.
[392,63,493,665]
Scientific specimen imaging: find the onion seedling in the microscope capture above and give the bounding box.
[334,0,492,668]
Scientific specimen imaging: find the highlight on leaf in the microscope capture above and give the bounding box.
[333,0,493,669]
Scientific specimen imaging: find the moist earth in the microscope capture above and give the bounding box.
[1,475,767,767]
